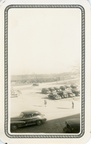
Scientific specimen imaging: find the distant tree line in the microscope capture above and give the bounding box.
[11,72,80,85]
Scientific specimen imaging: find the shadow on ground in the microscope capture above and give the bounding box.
[11,114,80,133]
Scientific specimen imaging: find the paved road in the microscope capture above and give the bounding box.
[11,114,80,133]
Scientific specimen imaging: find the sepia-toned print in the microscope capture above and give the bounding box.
[4,5,85,138]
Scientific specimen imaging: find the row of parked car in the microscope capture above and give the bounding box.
[41,85,80,100]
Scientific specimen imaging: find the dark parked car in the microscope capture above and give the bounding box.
[72,89,80,96]
[11,111,47,131]
[48,93,60,100]
[48,87,54,92]
[63,118,80,133]
[41,88,50,94]
[60,86,65,91]
[33,83,39,86]
[57,90,63,97]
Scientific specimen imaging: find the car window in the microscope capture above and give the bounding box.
[33,114,38,116]
[24,114,32,118]
[33,113,40,116]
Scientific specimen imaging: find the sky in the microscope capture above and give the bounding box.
[8,8,81,75]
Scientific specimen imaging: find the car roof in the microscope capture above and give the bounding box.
[21,110,40,114]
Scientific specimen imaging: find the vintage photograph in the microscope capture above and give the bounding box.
[8,7,81,134]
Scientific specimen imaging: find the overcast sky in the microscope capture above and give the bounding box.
[8,8,81,75]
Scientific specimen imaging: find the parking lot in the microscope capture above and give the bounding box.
[10,81,80,133]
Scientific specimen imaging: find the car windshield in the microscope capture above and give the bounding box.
[19,112,24,117]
